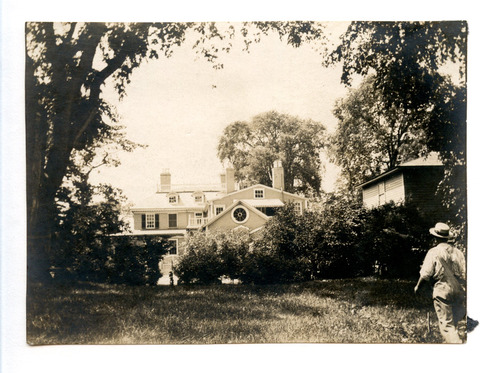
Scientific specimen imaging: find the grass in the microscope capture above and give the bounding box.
[26,278,446,345]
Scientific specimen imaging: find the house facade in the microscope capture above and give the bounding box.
[359,152,444,214]
[130,161,307,277]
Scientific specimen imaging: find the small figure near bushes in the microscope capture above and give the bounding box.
[414,222,466,343]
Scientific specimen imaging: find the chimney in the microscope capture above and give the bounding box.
[160,169,171,192]
[220,172,226,191]
[225,167,235,193]
[272,160,284,190]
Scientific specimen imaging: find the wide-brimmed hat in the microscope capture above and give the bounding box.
[429,222,454,239]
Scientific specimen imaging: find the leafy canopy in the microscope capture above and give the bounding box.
[326,21,467,227]
[217,111,328,196]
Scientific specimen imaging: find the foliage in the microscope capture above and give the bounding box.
[109,236,168,285]
[53,163,168,285]
[326,21,467,229]
[217,111,328,196]
[330,76,428,194]
[174,230,251,284]
[242,205,310,284]
[325,21,467,104]
[319,195,369,278]
[53,176,128,279]
[174,199,437,284]
[359,202,434,278]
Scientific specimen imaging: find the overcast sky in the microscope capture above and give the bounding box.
[92,22,350,203]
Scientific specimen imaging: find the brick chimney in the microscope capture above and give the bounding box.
[159,169,171,192]
[272,160,284,190]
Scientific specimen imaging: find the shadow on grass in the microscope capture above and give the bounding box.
[27,278,442,345]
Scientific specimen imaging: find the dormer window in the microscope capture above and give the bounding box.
[254,188,264,199]
[193,192,205,203]
[167,193,178,204]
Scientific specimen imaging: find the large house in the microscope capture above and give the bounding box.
[130,161,307,277]
[359,152,444,215]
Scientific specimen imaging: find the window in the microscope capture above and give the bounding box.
[215,205,225,215]
[167,239,178,255]
[294,201,302,215]
[145,213,157,229]
[194,195,203,203]
[232,206,249,224]
[169,195,177,204]
[378,182,386,205]
[194,212,203,225]
[254,188,264,199]
[168,214,177,228]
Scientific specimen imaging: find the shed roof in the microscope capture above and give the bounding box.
[359,152,443,189]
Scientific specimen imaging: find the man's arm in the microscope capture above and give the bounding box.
[414,276,425,294]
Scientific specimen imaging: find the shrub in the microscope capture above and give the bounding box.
[174,230,251,284]
[242,204,311,284]
[108,236,168,285]
[359,202,434,278]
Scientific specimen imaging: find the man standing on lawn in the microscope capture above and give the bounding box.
[414,222,466,343]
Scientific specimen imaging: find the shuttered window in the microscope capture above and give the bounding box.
[168,214,177,228]
[143,213,159,229]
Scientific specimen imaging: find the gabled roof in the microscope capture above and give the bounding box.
[359,152,443,189]
[214,183,307,202]
[203,199,270,229]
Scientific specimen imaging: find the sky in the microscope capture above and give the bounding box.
[92,22,351,204]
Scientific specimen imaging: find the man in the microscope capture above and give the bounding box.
[414,222,466,343]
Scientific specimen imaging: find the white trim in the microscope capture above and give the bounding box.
[231,205,250,224]
[203,200,270,229]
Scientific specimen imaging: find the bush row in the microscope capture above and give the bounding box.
[52,236,169,285]
[174,200,437,284]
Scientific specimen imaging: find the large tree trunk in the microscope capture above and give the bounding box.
[26,48,53,284]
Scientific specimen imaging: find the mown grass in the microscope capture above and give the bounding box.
[27,278,445,345]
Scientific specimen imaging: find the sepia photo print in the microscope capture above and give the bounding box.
[25,20,471,345]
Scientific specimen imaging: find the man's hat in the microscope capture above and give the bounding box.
[429,222,454,239]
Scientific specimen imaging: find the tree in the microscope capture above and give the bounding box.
[326,21,467,228]
[330,75,429,195]
[26,22,325,283]
[217,111,328,196]
[26,22,189,282]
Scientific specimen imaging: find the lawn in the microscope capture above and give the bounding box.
[26,278,446,345]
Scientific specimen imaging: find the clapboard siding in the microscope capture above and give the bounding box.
[362,172,404,208]
[361,165,445,221]
[385,173,405,204]
[363,184,379,208]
